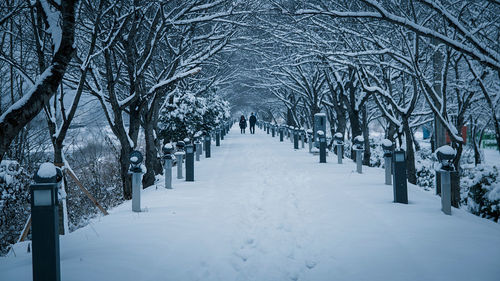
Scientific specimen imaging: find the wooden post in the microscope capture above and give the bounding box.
[64,168,109,216]
[17,215,32,242]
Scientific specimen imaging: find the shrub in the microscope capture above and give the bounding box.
[462,165,500,223]
[0,160,31,255]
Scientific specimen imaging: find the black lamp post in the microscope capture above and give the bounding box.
[185,142,194,182]
[31,163,63,281]
[392,149,408,204]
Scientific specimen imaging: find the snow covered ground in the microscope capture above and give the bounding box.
[1,126,500,281]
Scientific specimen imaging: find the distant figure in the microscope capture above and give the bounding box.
[249,112,257,134]
[239,115,247,134]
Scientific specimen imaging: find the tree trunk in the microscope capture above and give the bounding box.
[386,122,397,143]
[402,118,417,185]
[362,105,371,166]
[143,120,157,188]
[119,146,132,200]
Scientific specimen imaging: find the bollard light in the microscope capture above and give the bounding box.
[318,130,327,163]
[174,153,184,177]
[353,135,364,173]
[382,140,393,157]
[216,130,221,146]
[31,163,62,281]
[300,129,305,148]
[205,133,211,158]
[185,143,194,182]
[392,149,408,204]
[353,135,364,150]
[129,150,143,212]
[307,129,314,153]
[436,146,455,171]
[293,127,299,149]
[129,150,143,173]
[382,139,394,185]
[163,144,174,189]
[176,140,185,152]
[334,132,344,164]
[436,145,456,215]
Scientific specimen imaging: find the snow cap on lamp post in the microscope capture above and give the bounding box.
[176,140,185,151]
[334,132,344,145]
[318,130,326,141]
[162,143,174,157]
[194,131,203,141]
[436,145,456,171]
[354,135,364,150]
[129,150,143,173]
[382,139,394,157]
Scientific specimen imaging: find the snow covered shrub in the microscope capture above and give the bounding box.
[0,160,31,255]
[415,148,435,190]
[370,136,384,167]
[462,165,500,223]
[158,90,230,142]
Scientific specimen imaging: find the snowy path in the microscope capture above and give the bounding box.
[2,126,500,281]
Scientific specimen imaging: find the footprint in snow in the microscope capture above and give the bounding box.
[305,260,317,269]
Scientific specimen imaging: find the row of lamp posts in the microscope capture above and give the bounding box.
[28,120,234,280]
[259,118,456,213]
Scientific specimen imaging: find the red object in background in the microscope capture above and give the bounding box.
[445,126,467,144]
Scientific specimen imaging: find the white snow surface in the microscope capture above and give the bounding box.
[36,162,57,179]
[2,127,500,281]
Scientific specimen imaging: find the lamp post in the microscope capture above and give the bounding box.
[392,149,408,204]
[300,129,305,148]
[30,163,62,281]
[319,130,327,163]
[162,144,174,189]
[293,128,299,150]
[185,142,194,182]
[205,133,211,158]
[195,138,202,162]
[174,141,185,180]
[353,136,364,174]
[382,139,394,185]
[334,133,344,164]
[436,145,456,215]
[307,129,313,153]
[129,150,143,212]
[216,129,221,147]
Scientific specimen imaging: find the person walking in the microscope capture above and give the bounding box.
[249,112,257,134]
[239,115,247,134]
